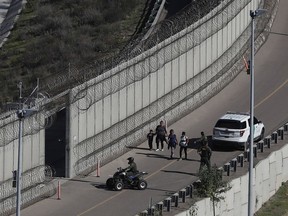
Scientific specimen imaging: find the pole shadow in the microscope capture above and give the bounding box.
[161,170,198,176]
[136,152,172,160]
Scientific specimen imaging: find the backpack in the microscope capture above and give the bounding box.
[179,135,187,147]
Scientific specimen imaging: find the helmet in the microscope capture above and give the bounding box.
[127,157,134,164]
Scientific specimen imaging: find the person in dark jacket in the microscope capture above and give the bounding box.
[197,142,212,170]
[125,157,138,182]
[155,120,167,151]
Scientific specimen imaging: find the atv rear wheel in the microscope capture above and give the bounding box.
[114,180,124,191]
[137,180,147,190]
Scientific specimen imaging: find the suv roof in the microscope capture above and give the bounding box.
[219,111,250,122]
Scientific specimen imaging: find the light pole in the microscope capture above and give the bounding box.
[16,82,38,216]
[248,9,266,216]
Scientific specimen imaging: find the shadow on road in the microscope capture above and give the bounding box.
[92,183,108,190]
[136,152,171,160]
[146,187,176,196]
[126,146,150,150]
[161,170,198,176]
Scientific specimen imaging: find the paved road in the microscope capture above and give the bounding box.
[17,0,288,216]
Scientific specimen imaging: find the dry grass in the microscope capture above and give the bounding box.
[255,181,288,216]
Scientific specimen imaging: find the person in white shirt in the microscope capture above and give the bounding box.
[178,131,189,160]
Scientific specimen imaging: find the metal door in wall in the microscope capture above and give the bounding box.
[45,108,67,177]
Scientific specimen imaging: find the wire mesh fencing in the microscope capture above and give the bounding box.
[0,165,57,216]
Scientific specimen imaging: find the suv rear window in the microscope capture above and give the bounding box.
[215,119,246,129]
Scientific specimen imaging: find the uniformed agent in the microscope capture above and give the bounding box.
[125,157,138,180]
[195,131,208,146]
[197,142,212,170]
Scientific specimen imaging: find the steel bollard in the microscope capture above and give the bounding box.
[244,150,249,160]
[284,123,288,132]
[189,184,193,198]
[253,144,257,158]
[231,158,237,172]
[258,141,264,153]
[264,136,271,148]
[245,150,250,162]
[217,167,223,180]
[156,202,163,214]
[148,206,155,216]
[224,163,230,176]
[237,154,244,167]
[140,210,148,216]
[272,132,278,143]
[179,189,186,203]
[185,186,190,197]
[164,198,171,212]
[278,127,284,140]
[172,193,179,207]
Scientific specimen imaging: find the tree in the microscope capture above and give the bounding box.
[196,164,231,216]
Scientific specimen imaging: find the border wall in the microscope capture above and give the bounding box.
[68,0,269,177]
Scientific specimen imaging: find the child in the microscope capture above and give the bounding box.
[147,129,155,150]
[168,129,177,159]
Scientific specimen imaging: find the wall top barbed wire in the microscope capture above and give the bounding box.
[38,0,227,98]
[69,0,253,110]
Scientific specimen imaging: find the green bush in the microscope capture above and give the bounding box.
[0,0,144,107]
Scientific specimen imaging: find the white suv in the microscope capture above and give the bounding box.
[212,112,265,149]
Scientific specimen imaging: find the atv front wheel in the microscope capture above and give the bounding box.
[114,180,124,191]
[137,180,147,190]
[106,178,114,189]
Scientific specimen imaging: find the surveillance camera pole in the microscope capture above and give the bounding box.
[248,9,266,216]
[16,82,38,216]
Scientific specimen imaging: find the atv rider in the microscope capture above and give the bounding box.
[124,157,138,182]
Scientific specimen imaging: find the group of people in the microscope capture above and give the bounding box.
[146,120,212,170]
[123,121,212,180]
